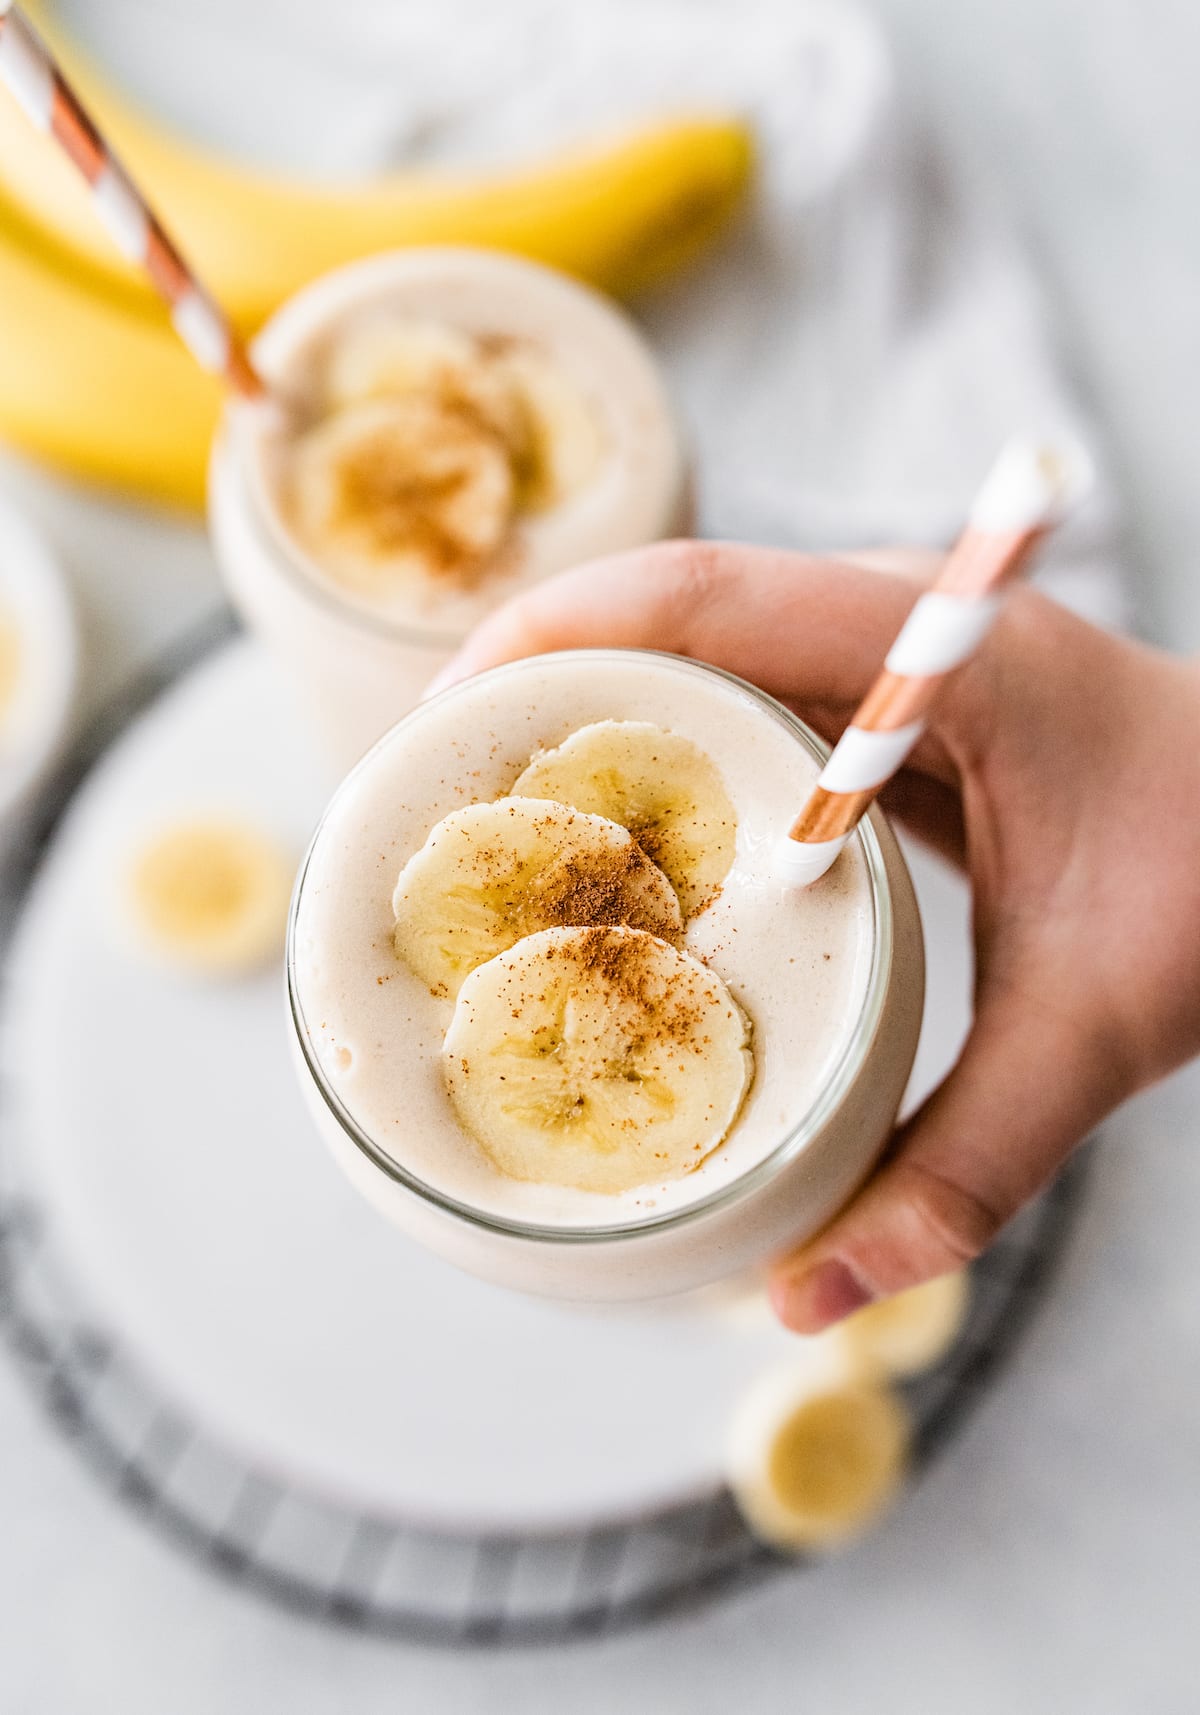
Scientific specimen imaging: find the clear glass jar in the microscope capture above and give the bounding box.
[286,649,924,1302]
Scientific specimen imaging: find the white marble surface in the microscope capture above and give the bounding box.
[2,1,1200,1709]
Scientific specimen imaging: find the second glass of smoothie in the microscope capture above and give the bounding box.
[209,247,690,765]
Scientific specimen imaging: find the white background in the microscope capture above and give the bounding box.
[1,1,1199,1709]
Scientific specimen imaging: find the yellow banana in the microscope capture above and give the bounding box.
[0,195,218,508]
[0,5,754,329]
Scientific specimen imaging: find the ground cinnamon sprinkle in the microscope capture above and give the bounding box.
[574,924,640,986]
[331,423,488,582]
[629,818,666,867]
[567,927,706,1048]
[531,844,678,940]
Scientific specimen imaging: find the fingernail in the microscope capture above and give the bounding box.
[769,1259,873,1334]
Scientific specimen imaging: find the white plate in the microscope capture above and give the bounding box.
[0,492,78,827]
[2,634,971,1534]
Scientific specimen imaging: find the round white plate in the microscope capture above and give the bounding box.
[0,491,78,827]
[2,633,970,1534]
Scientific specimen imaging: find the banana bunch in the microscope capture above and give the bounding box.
[391,720,749,1196]
[0,3,752,507]
[0,197,220,508]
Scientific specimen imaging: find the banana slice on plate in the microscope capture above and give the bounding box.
[285,394,517,598]
[511,720,737,916]
[728,1346,911,1552]
[126,819,294,976]
[714,1272,970,1381]
[0,609,21,733]
[0,496,78,824]
[443,924,752,1195]
[392,797,683,999]
[836,1270,971,1379]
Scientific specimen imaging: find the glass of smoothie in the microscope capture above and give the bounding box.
[209,248,690,766]
[286,648,924,1302]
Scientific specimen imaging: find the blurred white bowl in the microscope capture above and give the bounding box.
[0,493,78,830]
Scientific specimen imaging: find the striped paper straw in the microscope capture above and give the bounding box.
[778,437,1093,887]
[0,0,263,398]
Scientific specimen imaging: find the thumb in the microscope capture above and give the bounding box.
[767,974,1128,1332]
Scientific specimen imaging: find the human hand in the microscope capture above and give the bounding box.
[428,542,1200,1331]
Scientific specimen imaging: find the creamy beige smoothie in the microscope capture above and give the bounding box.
[288,650,924,1301]
[209,249,689,765]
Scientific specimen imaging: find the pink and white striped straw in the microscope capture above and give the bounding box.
[0,0,264,399]
[778,437,1093,887]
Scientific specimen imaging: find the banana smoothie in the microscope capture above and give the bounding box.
[210,249,688,764]
[288,650,924,1301]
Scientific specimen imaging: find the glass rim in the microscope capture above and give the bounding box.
[286,647,895,1246]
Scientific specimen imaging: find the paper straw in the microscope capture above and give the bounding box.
[777,437,1093,887]
[0,1,264,398]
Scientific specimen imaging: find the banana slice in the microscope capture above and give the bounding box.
[324,315,530,456]
[511,720,736,916]
[392,797,683,999]
[837,1270,970,1379]
[0,609,21,730]
[493,344,606,510]
[325,316,604,514]
[126,819,293,975]
[285,394,516,596]
[728,1347,911,1552]
[327,316,477,405]
[443,924,752,1194]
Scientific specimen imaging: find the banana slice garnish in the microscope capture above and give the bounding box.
[126,819,293,975]
[492,344,606,510]
[286,394,517,597]
[287,314,608,592]
[511,720,737,916]
[443,924,752,1194]
[728,1348,911,1552]
[836,1270,971,1379]
[327,316,482,405]
[392,797,684,1000]
[325,315,531,458]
